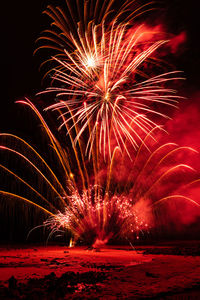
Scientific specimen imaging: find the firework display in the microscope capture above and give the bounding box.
[0,0,199,247]
[0,99,199,246]
[39,22,184,160]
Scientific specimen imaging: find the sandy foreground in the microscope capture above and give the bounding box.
[1,243,200,299]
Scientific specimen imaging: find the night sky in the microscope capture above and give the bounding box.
[1,0,200,133]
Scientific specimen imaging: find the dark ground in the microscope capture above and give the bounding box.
[1,241,200,299]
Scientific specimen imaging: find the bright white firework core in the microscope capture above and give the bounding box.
[86,56,96,68]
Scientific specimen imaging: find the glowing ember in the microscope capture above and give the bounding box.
[69,237,74,248]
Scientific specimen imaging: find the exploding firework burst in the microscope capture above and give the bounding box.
[38,16,185,160]
[36,0,155,64]
[44,190,150,247]
[1,100,199,246]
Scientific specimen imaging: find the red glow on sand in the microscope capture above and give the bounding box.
[1,245,200,298]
